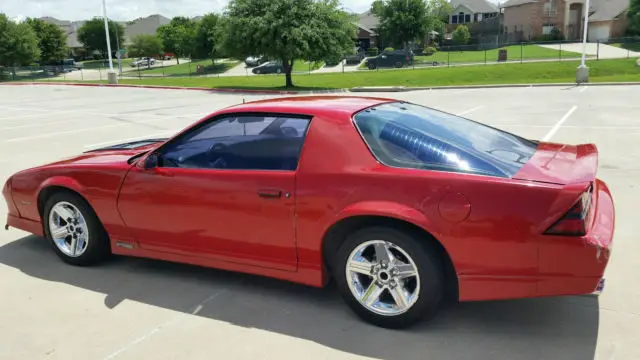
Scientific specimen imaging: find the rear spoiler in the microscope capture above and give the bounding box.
[513,143,598,185]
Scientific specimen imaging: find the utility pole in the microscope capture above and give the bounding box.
[576,0,591,83]
[102,0,117,84]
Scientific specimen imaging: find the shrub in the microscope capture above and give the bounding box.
[424,46,437,55]
[383,47,395,53]
[366,48,379,56]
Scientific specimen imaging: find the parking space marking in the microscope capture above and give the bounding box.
[5,124,127,142]
[580,86,588,93]
[457,106,484,116]
[102,289,226,360]
[542,105,578,141]
[0,119,82,130]
[84,132,176,148]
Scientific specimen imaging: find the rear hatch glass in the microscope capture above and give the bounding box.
[353,102,539,177]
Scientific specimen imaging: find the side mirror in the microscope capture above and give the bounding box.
[144,152,160,169]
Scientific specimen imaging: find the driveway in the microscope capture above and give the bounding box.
[539,42,640,59]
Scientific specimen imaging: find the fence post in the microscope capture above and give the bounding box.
[484,49,487,65]
[596,41,600,61]
[99,66,102,81]
[448,51,450,67]
[559,42,562,62]
[189,61,192,77]
[520,43,523,64]
[162,60,165,78]
[138,65,141,79]
[81,68,84,81]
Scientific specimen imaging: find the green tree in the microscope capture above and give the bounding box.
[129,34,163,67]
[25,18,69,65]
[223,0,356,87]
[371,0,428,49]
[157,16,197,64]
[193,13,223,61]
[452,25,471,45]
[628,0,640,36]
[424,0,452,44]
[0,14,40,67]
[77,18,125,58]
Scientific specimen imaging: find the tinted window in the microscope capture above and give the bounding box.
[353,102,538,177]
[159,115,310,171]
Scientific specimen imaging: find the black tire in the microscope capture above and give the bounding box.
[367,63,376,70]
[332,226,444,329]
[395,61,403,68]
[43,191,111,266]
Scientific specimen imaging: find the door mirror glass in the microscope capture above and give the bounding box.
[144,152,160,169]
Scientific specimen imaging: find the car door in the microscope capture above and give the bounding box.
[117,114,311,271]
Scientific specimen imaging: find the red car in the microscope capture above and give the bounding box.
[3,96,614,328]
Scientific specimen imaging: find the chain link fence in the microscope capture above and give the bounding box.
[2,37,639,82]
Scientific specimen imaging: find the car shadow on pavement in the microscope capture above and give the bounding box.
[0,235,599,360]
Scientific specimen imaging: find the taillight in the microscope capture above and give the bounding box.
[545,185,593,236]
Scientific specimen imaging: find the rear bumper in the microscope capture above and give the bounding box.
[537,178,614,296]
[6,214,44,237]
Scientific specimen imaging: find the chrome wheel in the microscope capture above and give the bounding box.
[345,240,420,316]
[48,201,89,257]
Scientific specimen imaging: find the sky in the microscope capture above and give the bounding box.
[1,0,378,22]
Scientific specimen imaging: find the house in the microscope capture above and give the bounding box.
[447,0,501,31]
[41,14,171,59]
[501,0,630,42]
[39,17,86,56]
[356,10,380,50]
[587,0,630,41]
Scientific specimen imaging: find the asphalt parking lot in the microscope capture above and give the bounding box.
[1,84,639,360]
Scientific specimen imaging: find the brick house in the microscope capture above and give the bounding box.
[501,0,630,42]
[356,10,379,50]
[446,0,501,33]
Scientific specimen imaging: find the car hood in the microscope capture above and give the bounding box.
[45,138,167,167]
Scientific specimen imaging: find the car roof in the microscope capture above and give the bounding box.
[218,96,395,120]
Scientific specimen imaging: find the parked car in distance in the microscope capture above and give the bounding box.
[3,96,614,329]
[245,55,268,67]
[130,57,156,67]
[345,47,366,65]
[252,61,283,74]
[365,49,414,70]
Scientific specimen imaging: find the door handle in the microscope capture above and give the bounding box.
[257,189,282,199]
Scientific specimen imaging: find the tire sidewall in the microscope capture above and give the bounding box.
[43,192,110,266]
[333,226,444,329]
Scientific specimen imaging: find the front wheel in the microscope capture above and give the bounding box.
[43,191,111,266]
[333,226,444,328]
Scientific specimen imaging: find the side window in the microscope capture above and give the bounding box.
[159,115,310,171]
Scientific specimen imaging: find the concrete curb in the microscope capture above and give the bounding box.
[4,80,640,95]
[351,82,640,92]
[0,82,350,95]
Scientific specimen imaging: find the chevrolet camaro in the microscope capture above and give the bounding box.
[3,96,614,328]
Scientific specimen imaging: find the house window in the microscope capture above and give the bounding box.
[542,23,556,34]
[459,12,465,23]
[452,15,458,24]
[465,14,471,23]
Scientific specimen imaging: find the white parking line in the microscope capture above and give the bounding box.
[457,106,484,116]
[542,105,578,141]
[580,87,588,93]
[0,119,82,130]
[5,124,126,142]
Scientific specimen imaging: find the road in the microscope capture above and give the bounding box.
[0,84,639,360]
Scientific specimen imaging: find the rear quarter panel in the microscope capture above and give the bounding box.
[295,113,575,300]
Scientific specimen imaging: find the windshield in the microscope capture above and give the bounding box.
[353,102,538,177]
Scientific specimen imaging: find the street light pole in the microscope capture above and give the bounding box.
[102,0,118,84]
[113,20,122,74]
[576,0,591,83]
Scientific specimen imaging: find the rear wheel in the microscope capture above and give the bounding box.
[333,226,444,328]
[43,191,111,266]
[395,61,403,68]
[367,63,376,70]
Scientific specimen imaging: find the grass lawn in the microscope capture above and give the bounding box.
[124,59,239,77]
[415,44,582,64]
[292,60,324,73]
[60,59,640,90]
